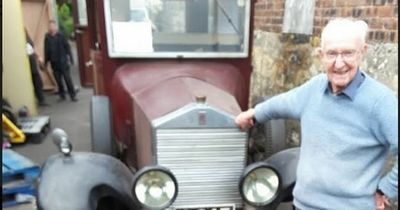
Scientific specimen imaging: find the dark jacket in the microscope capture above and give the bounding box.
[44,32,73,69]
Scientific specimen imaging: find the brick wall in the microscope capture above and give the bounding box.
[254,0,285,33]
[254,0,398,42]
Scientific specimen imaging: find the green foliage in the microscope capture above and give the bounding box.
[57,3,74,39]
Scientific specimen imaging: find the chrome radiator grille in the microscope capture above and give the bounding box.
[156,128,247,208]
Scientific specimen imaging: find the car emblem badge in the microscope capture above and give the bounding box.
[198,111,206,125]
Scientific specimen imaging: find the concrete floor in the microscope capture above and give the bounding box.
[11,41,92,164]
[11,73,92,165]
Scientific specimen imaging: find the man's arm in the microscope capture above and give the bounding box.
[44,34,50,65]
[235,74,324,129]
[61,34,74,64]
[378,158,398,199]
[373,92,398,200]
[253,74,323,123]
[235,88,305,130]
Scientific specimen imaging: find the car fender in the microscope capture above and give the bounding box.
[37,152,138,210]
[265,147,300,208]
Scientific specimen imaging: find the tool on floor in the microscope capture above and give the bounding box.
[2,99,51,144]
[18,116,51,144]
[2,114,26,144]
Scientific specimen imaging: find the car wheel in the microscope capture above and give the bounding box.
[90,96,116,156]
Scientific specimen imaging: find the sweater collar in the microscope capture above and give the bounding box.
[325,69,365,100]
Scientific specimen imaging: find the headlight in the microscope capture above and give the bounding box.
[132,165,178,210]
[239,162,281,207]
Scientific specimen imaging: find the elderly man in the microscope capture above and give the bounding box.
[235,18,398,210]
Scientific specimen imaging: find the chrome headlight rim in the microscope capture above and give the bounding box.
[131,165,178,210]
[239,161,282,207]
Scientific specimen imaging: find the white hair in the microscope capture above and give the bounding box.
[320,18,369,49]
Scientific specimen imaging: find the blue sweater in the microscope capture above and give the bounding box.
[254,71,398,209]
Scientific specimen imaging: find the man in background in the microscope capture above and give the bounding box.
[44,20,78,102]
[25,28,49,107]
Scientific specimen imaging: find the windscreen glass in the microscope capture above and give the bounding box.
[104,0,250,58]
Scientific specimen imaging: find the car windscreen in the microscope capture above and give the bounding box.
[104,0,250,58]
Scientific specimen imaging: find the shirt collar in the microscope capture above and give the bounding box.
[325,69,365,100]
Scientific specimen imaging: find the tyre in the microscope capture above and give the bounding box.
[90,96,116,156]
[2,99,18,126]
[30,122,51,144]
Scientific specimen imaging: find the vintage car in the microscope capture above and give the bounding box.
[37,0,299,209]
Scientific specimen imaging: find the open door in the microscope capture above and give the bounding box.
[21,0,58,92]
[71,0,93,87]
[87,0,106,95]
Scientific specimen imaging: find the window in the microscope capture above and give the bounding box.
[104,0,251,58]
[77,0,88,26]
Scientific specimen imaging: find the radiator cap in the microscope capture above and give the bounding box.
[195,95,206,104]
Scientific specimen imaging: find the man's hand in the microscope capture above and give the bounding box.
[375,192,390,210]
[38,56,44,64]
[38,58,46,71]
[69,56,74,65]
[235,108,256,130]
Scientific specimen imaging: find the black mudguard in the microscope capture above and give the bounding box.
[264,147,300,210]
[37,152,138,210]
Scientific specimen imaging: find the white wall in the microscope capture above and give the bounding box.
[3,0,37,115]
